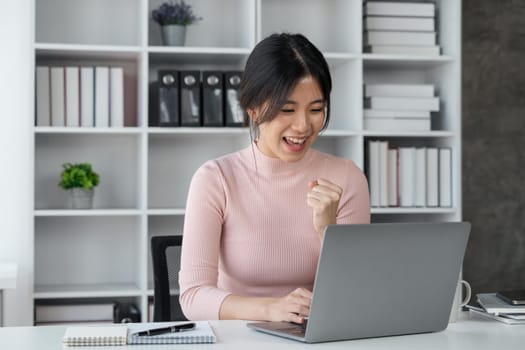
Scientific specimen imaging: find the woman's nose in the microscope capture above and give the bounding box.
[292,111,310,132]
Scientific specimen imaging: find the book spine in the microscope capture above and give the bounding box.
[439,148,452,207]
[50,66,65,126]
[364,109,431,119]
[95,66,110,127]
[80,67,94,127]
[365,97,439,111]
[365,31,437,46]
[368,140,380,207]
[365,45,441,56]
[388,148,399,207]
[364,16,435,31]
[426,148,439,207]
[364,2,435,17]
[379,141,389,207]
[399,147,415,207]
[35,66,51,126]
[109,67,124,127]
[65,66,80,127]
[414,147,427,207]
[364,118,431,132]
[364,84,435,98]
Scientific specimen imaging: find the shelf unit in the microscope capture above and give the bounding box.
[31,0,461,323]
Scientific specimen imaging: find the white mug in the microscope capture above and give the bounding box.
[449,279,471,323]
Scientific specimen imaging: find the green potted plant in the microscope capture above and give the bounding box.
[152,0,202,46]
[58,162,100,209]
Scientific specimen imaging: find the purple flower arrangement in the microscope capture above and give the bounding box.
[152,0,202,26]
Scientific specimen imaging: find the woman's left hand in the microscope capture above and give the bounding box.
[307,178,342,238]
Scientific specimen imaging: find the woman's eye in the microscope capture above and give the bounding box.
[280,108,295,113]
[310,108,323,113]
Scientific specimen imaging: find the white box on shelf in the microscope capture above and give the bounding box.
[35,303,115,323]
[36,66,51,127]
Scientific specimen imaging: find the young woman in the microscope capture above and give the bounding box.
[179,33,370,323]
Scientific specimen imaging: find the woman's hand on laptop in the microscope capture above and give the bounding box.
[266,288,312,324]
[307,179,342,238]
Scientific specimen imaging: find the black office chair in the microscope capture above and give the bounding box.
[151,235,187,321]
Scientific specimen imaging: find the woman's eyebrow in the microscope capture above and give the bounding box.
[282,99,325,105]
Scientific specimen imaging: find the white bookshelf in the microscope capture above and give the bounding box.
[31,0,462,324]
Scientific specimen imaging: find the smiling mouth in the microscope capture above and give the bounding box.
[283,136,307,145]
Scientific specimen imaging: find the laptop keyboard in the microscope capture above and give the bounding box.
[275,321,307,337]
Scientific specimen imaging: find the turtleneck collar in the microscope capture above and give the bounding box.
[239,141,316,176]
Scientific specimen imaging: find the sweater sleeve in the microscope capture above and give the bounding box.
[336,163,371,225]
[178,161,232,320]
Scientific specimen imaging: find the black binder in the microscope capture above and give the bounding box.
[202,71,224,126]
[180,71,201,126]
[157,70,180,126]
[224,71,246,127]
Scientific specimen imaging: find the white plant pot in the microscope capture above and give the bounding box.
[70,188,94,209]
[161,24,187,46]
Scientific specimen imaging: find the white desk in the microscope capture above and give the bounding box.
[0,312,523,349]
[0,263,17,326]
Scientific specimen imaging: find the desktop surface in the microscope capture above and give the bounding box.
[0,313,524,350]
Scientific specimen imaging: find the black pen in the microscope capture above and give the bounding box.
[134,322,196,336]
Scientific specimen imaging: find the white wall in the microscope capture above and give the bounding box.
[0,0,34,325]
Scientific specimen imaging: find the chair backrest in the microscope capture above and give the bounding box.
[151,235,187,322]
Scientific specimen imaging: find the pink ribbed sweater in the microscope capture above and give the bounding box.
[179,144,370,320]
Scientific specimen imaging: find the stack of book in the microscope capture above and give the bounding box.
[367,140,451,208]
[363,1,441,56]
[467,293,525,325]
[364,83,438,131]
[35,65,125,128]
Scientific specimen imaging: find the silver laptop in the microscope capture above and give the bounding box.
[247,222,471,343]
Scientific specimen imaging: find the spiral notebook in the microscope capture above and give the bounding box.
[62,325,128,346]
[127,321,216,345]
[63,321,215,346]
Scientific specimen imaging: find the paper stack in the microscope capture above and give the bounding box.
[364,83,438,131]
[363,1,441,56]
[467,293,525,324]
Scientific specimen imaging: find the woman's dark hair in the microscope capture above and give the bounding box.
[239,33,332,133]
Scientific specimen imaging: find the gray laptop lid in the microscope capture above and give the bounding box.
[248,222,471,343]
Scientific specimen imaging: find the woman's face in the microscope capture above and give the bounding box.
[252,76,326,163]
